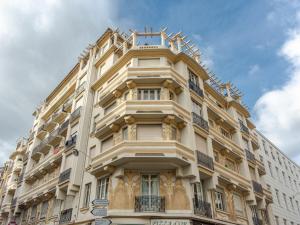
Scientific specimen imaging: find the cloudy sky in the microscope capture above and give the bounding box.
[0,0,300,164]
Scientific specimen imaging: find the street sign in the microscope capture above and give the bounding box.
[95,218,112,225]
[92,199,109,206]
[91,208,107,217]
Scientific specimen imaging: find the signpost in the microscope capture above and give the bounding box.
[91,199,111,225]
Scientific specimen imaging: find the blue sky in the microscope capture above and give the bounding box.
[0,0,300,164]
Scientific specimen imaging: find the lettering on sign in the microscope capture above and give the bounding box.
[151,219,191,225]
[95,218,112,225]
[92,199,109,206]
[90,208,107,217]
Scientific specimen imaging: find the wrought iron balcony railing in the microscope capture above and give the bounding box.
[196,151,214,170]
[192,112,209,131]
[59,119,69,134]
[193,198,212,218]
[252,180,263,194]
[70,107,81,123]
[59,208,72,224]
[245,149,255,161]
[134,195,165,212]
[58,168,71,184]
[189,80,204,97]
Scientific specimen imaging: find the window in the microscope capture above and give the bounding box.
[233,193,244,216]
[193,182,204,202]
[40,201,48,219]
[214,151,219,163]
[296,200,300,214]
[283,219,287,225]
[268,161,273,177]
[283,193,288,210]
[243,138,249,151]
[275,167,279,178]
[137,124,162,140]
[262,140,268,155]
[290,197,294,210]
[275,216,279,225]
[192,101,202,115]
[215,188,225,211]
[282,171,286,183]
[141,174,159,196]
[30,205,37,220]
[96,177,109,199]
[189,69,199,86]
[83,183,91,208]
[275,189,281,205]
[101,136,113,152]
[138,89,161,100]
[225,158,236,171]
[122,127,128,140]
[97,63,105,78]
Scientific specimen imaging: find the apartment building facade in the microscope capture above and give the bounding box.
[255,132,300,225]
[0,28,283,225]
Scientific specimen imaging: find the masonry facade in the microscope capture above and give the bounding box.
[0,28,297,225]
[255,132,300,225]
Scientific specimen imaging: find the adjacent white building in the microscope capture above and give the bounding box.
[256,131,300,225]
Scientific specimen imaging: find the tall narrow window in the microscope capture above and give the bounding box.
[141,175,159,196]
[275,189,281,205]
[122,127,128,140]
[215,188,225,211]
[189,69,199,86]
[233,193,244,216]
[83,183,91,208]
[40,201,49,219]
[97,177,109,199]
[193,181,204,203]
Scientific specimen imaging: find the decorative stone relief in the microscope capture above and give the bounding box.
[160,171,190,210]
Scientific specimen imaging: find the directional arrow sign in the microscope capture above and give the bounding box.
[91,208,107,217]
[92,199,109,206]
[95,218,112,225]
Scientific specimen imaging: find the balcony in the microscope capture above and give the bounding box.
[189,80,204,97]
[58,168,71,184]
[59,119,69,135]
[252,180,263,194]
[46,128,63,147]
[36,125,47,139]
[90,141,194,176]
[59,208,72,224]
[239,121,249,135]
[196,151,214,171]
[65,135,77,149]
[8,181,17,193]
[31,141,51,159]
[193,198,212,218]
[63,99,73,113]
[51,107,68,124]
[13,161,23,173]
[192,112,209,132]
[245,149,255,162]
[134,195,165,212]
[70,107,81,123]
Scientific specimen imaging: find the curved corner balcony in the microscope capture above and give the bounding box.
[94,100,190,139]
[89,140,194,176]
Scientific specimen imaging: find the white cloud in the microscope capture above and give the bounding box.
[0,0,133,164]
[254,25,300,164]
[201,46,215,68]
[248,64,260,75]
